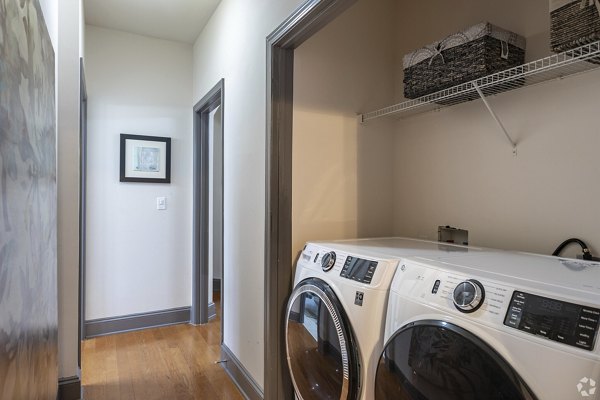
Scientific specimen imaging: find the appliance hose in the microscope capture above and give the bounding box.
[552,238,593,260]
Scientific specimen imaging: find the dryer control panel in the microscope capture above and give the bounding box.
[504,291,600,351]
[340,256,378,284]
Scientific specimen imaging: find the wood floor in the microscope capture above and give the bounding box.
[81,301,243,400]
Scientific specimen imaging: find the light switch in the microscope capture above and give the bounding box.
[157,197,167,210]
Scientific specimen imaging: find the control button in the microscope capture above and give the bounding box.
[506,319,519,328]
[578,323,596,332]
[580,315,599,324]
[575,339,593,350]
[453,280,485,313]
[432,280,441,294]
[581,308,600,317]
[522,324,533,333]
[537,328,550,338]
[314,253,320,263]
[555,333,568,343]
[321,252,336,272]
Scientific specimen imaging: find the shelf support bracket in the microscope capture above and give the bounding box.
[473,83,517,156]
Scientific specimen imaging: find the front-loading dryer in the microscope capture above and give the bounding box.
[375,252,600,400]
[285,237,481,400]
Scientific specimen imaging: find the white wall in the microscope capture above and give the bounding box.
[391,0,600,257]
[56,0,84,380]
[38,0,58,50]
[292,0,397,258]
[192,0,305,388]
[85,26,193,319]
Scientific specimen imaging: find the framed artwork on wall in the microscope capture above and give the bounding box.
[119,134,171,183]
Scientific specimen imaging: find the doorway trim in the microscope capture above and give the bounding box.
[192,79,224,325]
[264,0,357,398]
[78,57,87,351]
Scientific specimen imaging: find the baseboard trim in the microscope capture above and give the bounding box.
[213,278,221,292]
[84,306,190,338]
[57,376,81,400]
[220,344,263,400]
[208,302,217,320]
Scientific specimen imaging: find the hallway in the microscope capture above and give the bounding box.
[82,306,242,400]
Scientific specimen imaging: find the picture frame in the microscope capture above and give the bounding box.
[119,134,171,183]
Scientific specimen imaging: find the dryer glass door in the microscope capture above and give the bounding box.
[285,278,359,400]
[375,320,537,400]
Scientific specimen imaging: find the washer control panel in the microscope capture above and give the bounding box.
[504,291,600,351]
[340,256,378,284]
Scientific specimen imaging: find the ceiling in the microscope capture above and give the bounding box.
[84,0,222,44]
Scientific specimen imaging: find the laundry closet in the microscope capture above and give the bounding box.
[291,0,600,261]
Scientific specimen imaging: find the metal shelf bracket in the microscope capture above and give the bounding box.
[473,83,517,156]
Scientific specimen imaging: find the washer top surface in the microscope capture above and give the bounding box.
[412,251,600,301]
[308,236,482,260]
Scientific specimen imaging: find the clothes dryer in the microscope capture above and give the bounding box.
[285,238,481,400]
[376,252,600,400]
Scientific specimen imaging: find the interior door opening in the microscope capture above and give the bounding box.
[192,79,224,326]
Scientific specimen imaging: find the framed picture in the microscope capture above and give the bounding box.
[120,134,171,183]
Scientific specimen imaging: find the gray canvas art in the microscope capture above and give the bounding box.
[0,0,58,398]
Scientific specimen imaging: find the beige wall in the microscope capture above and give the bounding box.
[292,0,600,260]
[292,0,397,257]
[391,0,600,257]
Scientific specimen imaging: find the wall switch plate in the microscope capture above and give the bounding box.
[157,197,167,210]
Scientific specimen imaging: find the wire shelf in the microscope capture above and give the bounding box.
[360,41,600,123]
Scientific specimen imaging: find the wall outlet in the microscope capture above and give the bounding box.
[156,197,167,210]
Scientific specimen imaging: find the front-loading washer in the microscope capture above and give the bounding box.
[375,252,600,400]
[284,237,482,400]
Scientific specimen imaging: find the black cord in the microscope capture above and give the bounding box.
[552,238,593,260]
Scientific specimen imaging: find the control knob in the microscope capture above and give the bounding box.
[453,280,485,313]
[321,251,336,272]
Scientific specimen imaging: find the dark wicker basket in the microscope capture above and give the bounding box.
[403,24,526,100]
[550,0,600,53]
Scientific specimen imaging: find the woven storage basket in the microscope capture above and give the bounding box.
[550,0,600,53]
[403,22,526,100]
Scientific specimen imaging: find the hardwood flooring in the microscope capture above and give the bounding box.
[81,301,242,400]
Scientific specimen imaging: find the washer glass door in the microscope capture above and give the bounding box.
[286,278,359,400]
[375,320,537,400]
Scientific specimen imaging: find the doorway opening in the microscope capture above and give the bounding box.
[78,78,229,399]
[264,1,357,398]
[192,79,225,326]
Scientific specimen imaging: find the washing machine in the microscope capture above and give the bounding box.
[284,237,481,400]
[375,252,600,400]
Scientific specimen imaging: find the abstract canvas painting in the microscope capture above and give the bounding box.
[0,0,58,398]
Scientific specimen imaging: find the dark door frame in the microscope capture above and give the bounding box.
[264,0,356,398]
[78,57,87,360]
[192,79,225,325]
